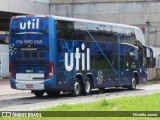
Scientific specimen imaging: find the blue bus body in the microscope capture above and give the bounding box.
[9,15,153,96]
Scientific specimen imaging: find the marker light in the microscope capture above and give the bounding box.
[9,62,15,78]
[46,62,54,79]
[12,16,17,19]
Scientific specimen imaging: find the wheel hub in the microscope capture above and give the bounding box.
[85,81,90,93]
[74,82,80,95]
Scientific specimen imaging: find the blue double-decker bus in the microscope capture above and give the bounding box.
[9,15,155,97]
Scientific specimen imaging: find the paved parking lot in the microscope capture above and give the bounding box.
[0,78,159,111]
[0,78,28,96]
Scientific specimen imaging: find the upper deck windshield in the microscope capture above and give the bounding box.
[10,16,49,48]
[134,28,145,45]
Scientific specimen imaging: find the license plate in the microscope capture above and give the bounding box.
[26,84,33,88]
[26,70,33,73]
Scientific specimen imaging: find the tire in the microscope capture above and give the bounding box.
[128,77,136,90]
[33,91,44,97]
[98,88,105,94]
[82,77,92,95]
[72,78,81,97]
[46,91,60,96]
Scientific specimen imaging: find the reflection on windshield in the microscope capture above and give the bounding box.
[134,29,145,45]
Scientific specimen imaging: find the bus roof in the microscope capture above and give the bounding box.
[13,15,142,31]
[52,15,141,30]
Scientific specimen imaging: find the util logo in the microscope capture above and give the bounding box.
[65,43,90,71]
[20,18,39,30]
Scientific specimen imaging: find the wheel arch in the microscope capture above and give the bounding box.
[85,73,94,88]
[75,73,84,85]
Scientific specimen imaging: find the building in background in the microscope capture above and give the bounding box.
[0,31,9,77]
[0,0,49,77]
[49,0,160,47]
[0,0,160,78]
[0,0,49,31]
[49,0,160,69]
[1,0,160,46]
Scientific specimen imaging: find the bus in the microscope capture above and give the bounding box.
[9,15,155,97]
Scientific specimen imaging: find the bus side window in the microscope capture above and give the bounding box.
[56,20,76,40]
[91,54,111,70]
[123,28,137,46]
[126,57,131,69]
[87,24,114,42]
[87,24,101,42]
[74,22,91,41]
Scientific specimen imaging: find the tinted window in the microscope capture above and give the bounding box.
[91,54,112,70]
[56,20,137,46]
[87,24,116,42]
[56,20,92,41]
[56,20,76,40]
[113,27,137,46]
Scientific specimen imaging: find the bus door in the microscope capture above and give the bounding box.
[112,27,126,86]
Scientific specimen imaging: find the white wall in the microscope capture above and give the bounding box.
[0,0,49,14]
[150,46,160,68]
[49,0,160,47]
[0,45,9,60]
[0,45,9,77]
[1,53,9,77]
[30,0,50,3]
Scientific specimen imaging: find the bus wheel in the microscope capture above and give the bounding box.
[128,77,136,90]
[82,77,92,95]
[72,78,81,97]
[98,88,105,94]
[46,91,60,96]
[33,91,44,97]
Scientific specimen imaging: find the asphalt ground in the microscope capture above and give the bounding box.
[0,78,159,111]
